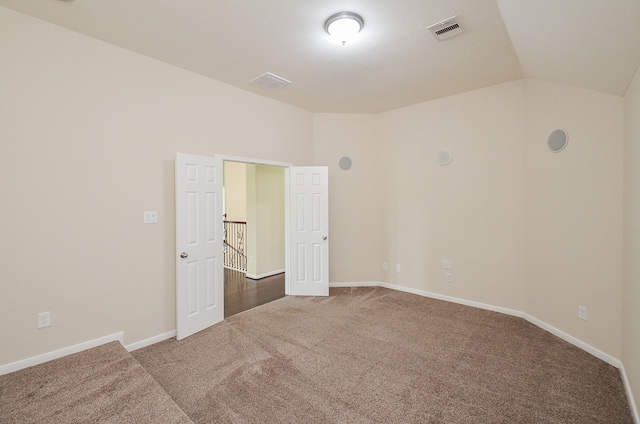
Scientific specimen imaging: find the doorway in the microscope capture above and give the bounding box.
[175,153,329,340]
[222,160,286,317]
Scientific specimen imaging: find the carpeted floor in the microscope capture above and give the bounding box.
[133,287,634,423]
[0,341,193,424]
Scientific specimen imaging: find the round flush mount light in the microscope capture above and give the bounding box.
[324,12,364,45]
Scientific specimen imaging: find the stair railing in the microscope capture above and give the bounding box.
[223,220,247,272]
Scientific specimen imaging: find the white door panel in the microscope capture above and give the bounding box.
[288,166,329,296]
[175,153,224,340]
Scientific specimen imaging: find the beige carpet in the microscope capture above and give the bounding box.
[0,341,193,424]
[133,287,633,423]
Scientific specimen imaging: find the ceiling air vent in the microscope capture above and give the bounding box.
[427,16,463,41]
[250,72,291,91]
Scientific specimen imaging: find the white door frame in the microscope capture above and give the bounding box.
[216,154,292,169]
[215,155,294,294]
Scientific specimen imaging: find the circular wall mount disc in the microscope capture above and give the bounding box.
[436,150,453,166]
[548,129,568,153]
[339,156,352,170]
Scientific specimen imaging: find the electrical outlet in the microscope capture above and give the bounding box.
[396,264,401,273]
[578,306,587,321]
[143,211,158,224]
[443,260,452,269]
[38,312,51,329]
[445,272,452,282]
[383,262,388,270]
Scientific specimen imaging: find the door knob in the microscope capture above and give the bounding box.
[180,252,188,258]
[323,235,328,240]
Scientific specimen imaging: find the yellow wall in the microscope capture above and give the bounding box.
[246,165,257,276]
[225,163,285,278]
[223,162,247,222]
[623,64,640,415]
[253,165,285,277]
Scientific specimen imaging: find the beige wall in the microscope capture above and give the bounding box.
[523,79,623,358]
[313,114,385,282]
[223,162,247,222]
[372,79,623,359]
[1,7,636,405]
[623,65,640,413]
[0,7,312,365]
[379,81,525,311]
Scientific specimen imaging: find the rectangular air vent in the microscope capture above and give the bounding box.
[427,16,463,41]
[250,72,291,90]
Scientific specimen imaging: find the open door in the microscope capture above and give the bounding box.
[287,166,329,296]
[175,153,224,340]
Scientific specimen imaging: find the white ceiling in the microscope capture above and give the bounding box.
[2,0,639,113]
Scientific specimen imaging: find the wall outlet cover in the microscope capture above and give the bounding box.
[144,211,158,224]
[38,312,51,328]
[578,306,588,321]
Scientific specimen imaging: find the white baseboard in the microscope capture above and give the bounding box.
[3,282,636,422]
[247,269,285,280]
[330,281,379,288]
[620,362,640,424]
[521,313,619,367]
[224,265,246,272]
[0,332,124,376]
[125,330,176,352]
[331,281,636,417]
[331,281,523,318]
[331,281,620,366]
[379,281,525,318]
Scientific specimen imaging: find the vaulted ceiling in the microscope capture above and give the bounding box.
[2,0,639,113]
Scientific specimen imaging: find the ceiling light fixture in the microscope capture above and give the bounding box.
[324,12,364,46]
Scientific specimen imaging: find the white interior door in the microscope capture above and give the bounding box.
[287,166,329,296]
[175,153,224,340]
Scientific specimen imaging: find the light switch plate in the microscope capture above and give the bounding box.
[144,211,158,224]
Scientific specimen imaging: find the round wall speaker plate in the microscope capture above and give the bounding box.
[548,129,568,153]
[436,150,453,166]
[338,156,352,170]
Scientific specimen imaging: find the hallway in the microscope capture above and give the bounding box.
[224,269,285,317]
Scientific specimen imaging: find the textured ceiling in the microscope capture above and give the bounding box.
[1,0,639,113]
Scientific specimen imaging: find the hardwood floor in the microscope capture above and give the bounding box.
[224,268,286,318]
